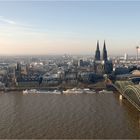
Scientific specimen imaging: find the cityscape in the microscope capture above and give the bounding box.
[0,1,140,139]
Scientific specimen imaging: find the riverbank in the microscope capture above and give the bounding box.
[0,81,107,92]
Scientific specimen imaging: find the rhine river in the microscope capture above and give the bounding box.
[0,92,140,139]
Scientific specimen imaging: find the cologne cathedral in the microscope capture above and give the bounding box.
[94,41,113,74]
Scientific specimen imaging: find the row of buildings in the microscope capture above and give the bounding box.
[13,41,112,87]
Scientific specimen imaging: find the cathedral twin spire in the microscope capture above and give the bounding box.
[95,40,100,60]
[95,40,108,61]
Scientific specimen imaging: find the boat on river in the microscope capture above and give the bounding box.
[23,89,62,94]
[98,89,113,94]
[63,88,96,94]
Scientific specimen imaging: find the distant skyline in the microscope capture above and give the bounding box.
[0,1,140,56]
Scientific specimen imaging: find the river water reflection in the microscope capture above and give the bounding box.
[0,92,139,139]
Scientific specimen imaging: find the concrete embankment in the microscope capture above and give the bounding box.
[0,81,107,92]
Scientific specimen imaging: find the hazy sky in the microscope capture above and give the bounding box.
[0,1,140,55]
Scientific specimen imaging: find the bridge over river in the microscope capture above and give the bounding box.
[113,81,140,111]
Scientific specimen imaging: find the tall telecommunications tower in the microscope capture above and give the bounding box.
[136,46,139,61]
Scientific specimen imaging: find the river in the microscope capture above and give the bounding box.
[0,92,139,139]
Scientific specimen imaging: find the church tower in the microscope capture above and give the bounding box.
[94,40,112,74]
[102,40,107,61]
[95,41,100,60]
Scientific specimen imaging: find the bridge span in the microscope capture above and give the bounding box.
[111,81,140,111]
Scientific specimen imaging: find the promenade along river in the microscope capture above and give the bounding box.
[0,92,140,139]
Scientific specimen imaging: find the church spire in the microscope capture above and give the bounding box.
[95,40,100,60]
[97,40,99,50]
[102,40,108,61]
